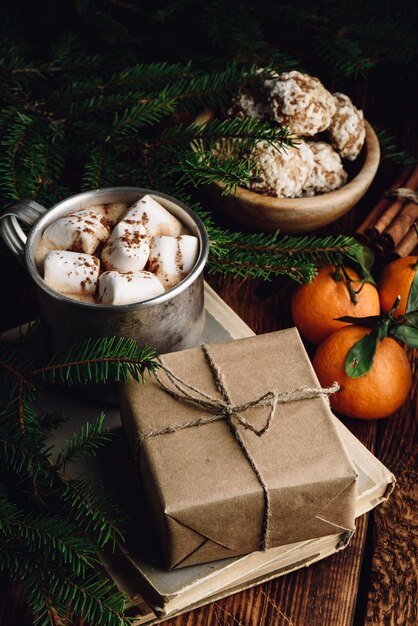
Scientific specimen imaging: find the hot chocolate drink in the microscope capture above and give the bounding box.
[36,195,199,305]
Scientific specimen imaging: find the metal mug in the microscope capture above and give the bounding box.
[0,188,209,400]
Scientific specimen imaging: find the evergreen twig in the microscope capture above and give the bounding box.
[375,128,416,166]
[37,337,159,385]
[0,330,140,625]
[55,414,112,472]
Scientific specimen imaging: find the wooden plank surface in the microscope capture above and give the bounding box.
[0,169,416,626]
[363,345,418,626]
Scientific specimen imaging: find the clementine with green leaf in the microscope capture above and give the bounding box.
[313,325,412,420]
[379,255,418,317]
[291,264,380,345]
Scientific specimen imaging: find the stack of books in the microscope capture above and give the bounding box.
[37,285,394,625]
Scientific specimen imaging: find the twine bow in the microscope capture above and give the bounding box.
[138,343,339,550]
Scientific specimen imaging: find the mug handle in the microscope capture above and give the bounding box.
[0,200,47,264]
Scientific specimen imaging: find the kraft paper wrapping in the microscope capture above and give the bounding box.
[120,328,357,569]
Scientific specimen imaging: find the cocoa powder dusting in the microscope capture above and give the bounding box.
[72,232,83,252]
[120,228,147,247]
[100,215,112,230]
[175,239,186,277]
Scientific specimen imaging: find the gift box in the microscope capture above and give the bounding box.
[120,328,357,569]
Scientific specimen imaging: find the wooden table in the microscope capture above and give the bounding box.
[1,213,417,626]
[0,165,417,625]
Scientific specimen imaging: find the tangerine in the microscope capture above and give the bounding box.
[313,326,412,419]
[379,256,418,317]
[291,265,380,345]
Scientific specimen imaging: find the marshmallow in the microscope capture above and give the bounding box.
[44,251,100,301]
[148,235,199,288]
[42,209,111,255]
[99,271,165,305]
[124,195,183,236]
[101,221,150,272]
[84,203,128,226]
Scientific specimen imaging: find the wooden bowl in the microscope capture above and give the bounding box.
[195,110,380,233]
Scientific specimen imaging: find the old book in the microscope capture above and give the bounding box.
[102,285,395,622]
[5,285,394,624]
[102,412,393,623]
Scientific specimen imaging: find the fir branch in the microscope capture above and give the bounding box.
[2,551,130,626]
[209,233,366,263]
[0,504,97,577]
[62,478,125,549]
[61,93,177,146]
[50,573,129,626]
[199,210,370,282]
[38,411,67,431]
[109,97,177,138]
[0,402,52,497]
[375,128,416,166]
[0,340,39,432]
[168,150,258,195]
[26,577,68,626]
[106,60,195,89]
[154,116,296,153]
[313,34,375,77]
[0,111,67,206]
[59,62,196,109]
[207,256,317,282]
[0,434,46,482]
[36,337,159,385]
[55,414,112,472]
[0,552,68,626]
[66,63,252,131]
[0,353,35,397]
[82,144,119,190]
[127,63,255,117]
[0,112,34,201]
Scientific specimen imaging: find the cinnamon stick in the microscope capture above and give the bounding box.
[356,167,412,237]
[368,166,418,239]
[389,224,418,260]
[382,202,418,250]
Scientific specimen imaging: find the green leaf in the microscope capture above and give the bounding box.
[345,330,379,378]
[377,320,390,341]
[391,325,418,348]
[406,263,418,313]
[403,311,418,327]
[335,314,382,327]
[347,244,376,284]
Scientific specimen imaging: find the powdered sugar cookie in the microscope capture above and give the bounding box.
[227,84,271,121]
[328,93,365,161]
[303,142,348,196]
[268,71,336,136]
[249,139,314,198]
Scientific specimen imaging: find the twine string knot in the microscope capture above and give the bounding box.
[137,343,340,550]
